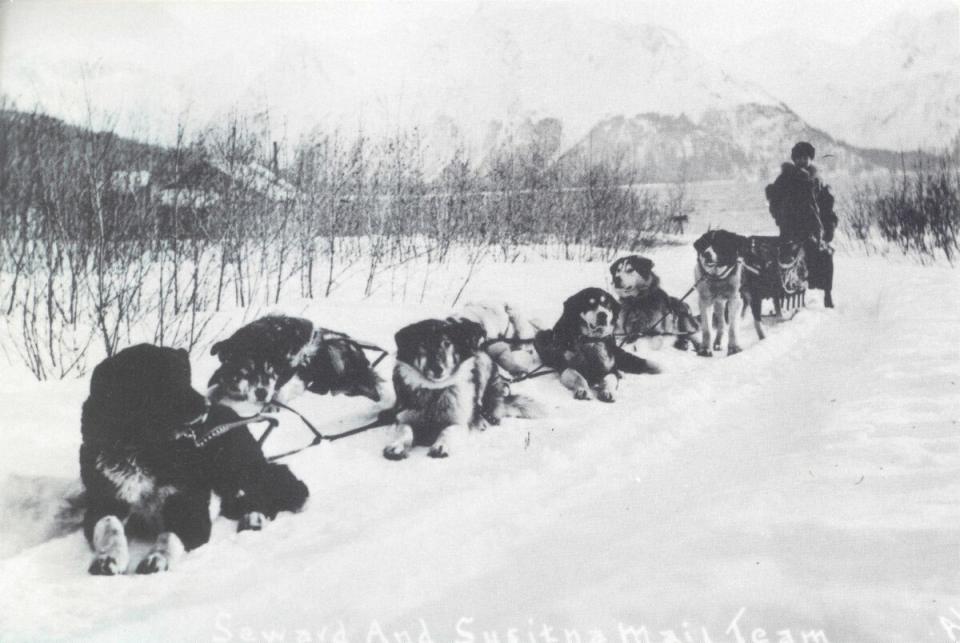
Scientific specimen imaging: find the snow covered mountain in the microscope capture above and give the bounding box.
[1,3,953,173]
[561,103,886,182]
[724,5,960,151]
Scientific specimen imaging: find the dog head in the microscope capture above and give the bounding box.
[301,334,382,401]
[394,318,485,382]
[83,344,208,444]
[693,229,750,268]
[557,287,620,340]
[609,255,657,297]
[207,357,280,415]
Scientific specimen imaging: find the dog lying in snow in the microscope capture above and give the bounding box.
[609,254,700,350]
[80,344,308,575]
[383,318,542,460]
[448,301,542,377]
[208,315,382,416]
[535,288,660,402]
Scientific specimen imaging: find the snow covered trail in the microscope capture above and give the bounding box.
[0,250,958,642]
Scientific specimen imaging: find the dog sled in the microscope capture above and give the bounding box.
[743,236,808,318]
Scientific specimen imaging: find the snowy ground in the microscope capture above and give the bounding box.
[1,236,958,642]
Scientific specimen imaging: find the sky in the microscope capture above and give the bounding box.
[0,0,956,146]
[2,0,952,65]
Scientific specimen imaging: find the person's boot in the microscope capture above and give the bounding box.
[824,291,834,308]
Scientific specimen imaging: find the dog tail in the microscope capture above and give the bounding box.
[501,393,547,419]
[0,475,85,557]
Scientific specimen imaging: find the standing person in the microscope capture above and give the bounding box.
[765,141,838,308]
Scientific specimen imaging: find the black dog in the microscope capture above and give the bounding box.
[81,344,308,575]
[209,315,381,416]
[609,254,700,350]
[535,288,659,402]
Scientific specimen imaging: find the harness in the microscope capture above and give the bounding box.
[195,338,392,460]
[696,255,741,282]
[616,271,710,346]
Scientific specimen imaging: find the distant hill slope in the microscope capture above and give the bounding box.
[559,103,936,182]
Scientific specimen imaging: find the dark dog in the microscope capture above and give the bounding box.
[80,344,308,575]
[693,229,765,356]
[384,318,541,459]
[609,255,700,350]
[209,316,381,415]
[535,288,659,402]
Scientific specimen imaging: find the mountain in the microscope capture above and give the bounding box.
[561,103,889,182]
[2,3,952,178]
[724,5,960,151]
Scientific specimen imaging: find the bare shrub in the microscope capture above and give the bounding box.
[844,154,960,263]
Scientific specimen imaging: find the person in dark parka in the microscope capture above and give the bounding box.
[765,141,838,308]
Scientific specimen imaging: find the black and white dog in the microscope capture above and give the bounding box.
[80,344,308,575]
[609,254,700,350]
[693,229,765,356]
[383,318,541,460]
[535,288,660,402]
[208,315,382,416]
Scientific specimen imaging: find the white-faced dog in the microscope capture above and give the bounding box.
[208,316,381,416]
[383,318,542,460]
[449,301,541,377]
[534,288,660,402]
[609,255,700,350]
[693,229,764,356]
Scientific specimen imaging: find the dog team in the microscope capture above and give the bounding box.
[78,226,824,575]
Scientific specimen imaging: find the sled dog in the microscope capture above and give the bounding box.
[535,288,660,402]
[449,301,542,377]
[80,344,308,575]
[609,254,700,350]
[208,315,381,416]
[383,318,542,460]
[693,229,765,356]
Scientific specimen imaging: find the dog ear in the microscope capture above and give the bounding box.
[553,293,583,344]
[446,319,485,357]
[636,256,654,274]
[693,232,712,255]
[609,258,624,277]
[394,324,418,354]
[210,339,236,362]
[607,294,622,321]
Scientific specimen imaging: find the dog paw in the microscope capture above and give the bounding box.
[383,444,409,460]
[135,552,171,575]
[597,390,616,403]
[573,389,591,400]
[427,443,450,458]
[261,402,281,413]
[697,348,713,357]
[89,555,125,576]
[238,511,267,532]
[727,345,742,356]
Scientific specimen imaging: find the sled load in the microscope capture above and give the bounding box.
[744,236,808,316]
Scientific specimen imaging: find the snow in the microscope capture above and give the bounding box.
[0,227,958,642]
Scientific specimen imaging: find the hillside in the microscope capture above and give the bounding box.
[725,5,960,150]
[560,104,899,182]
